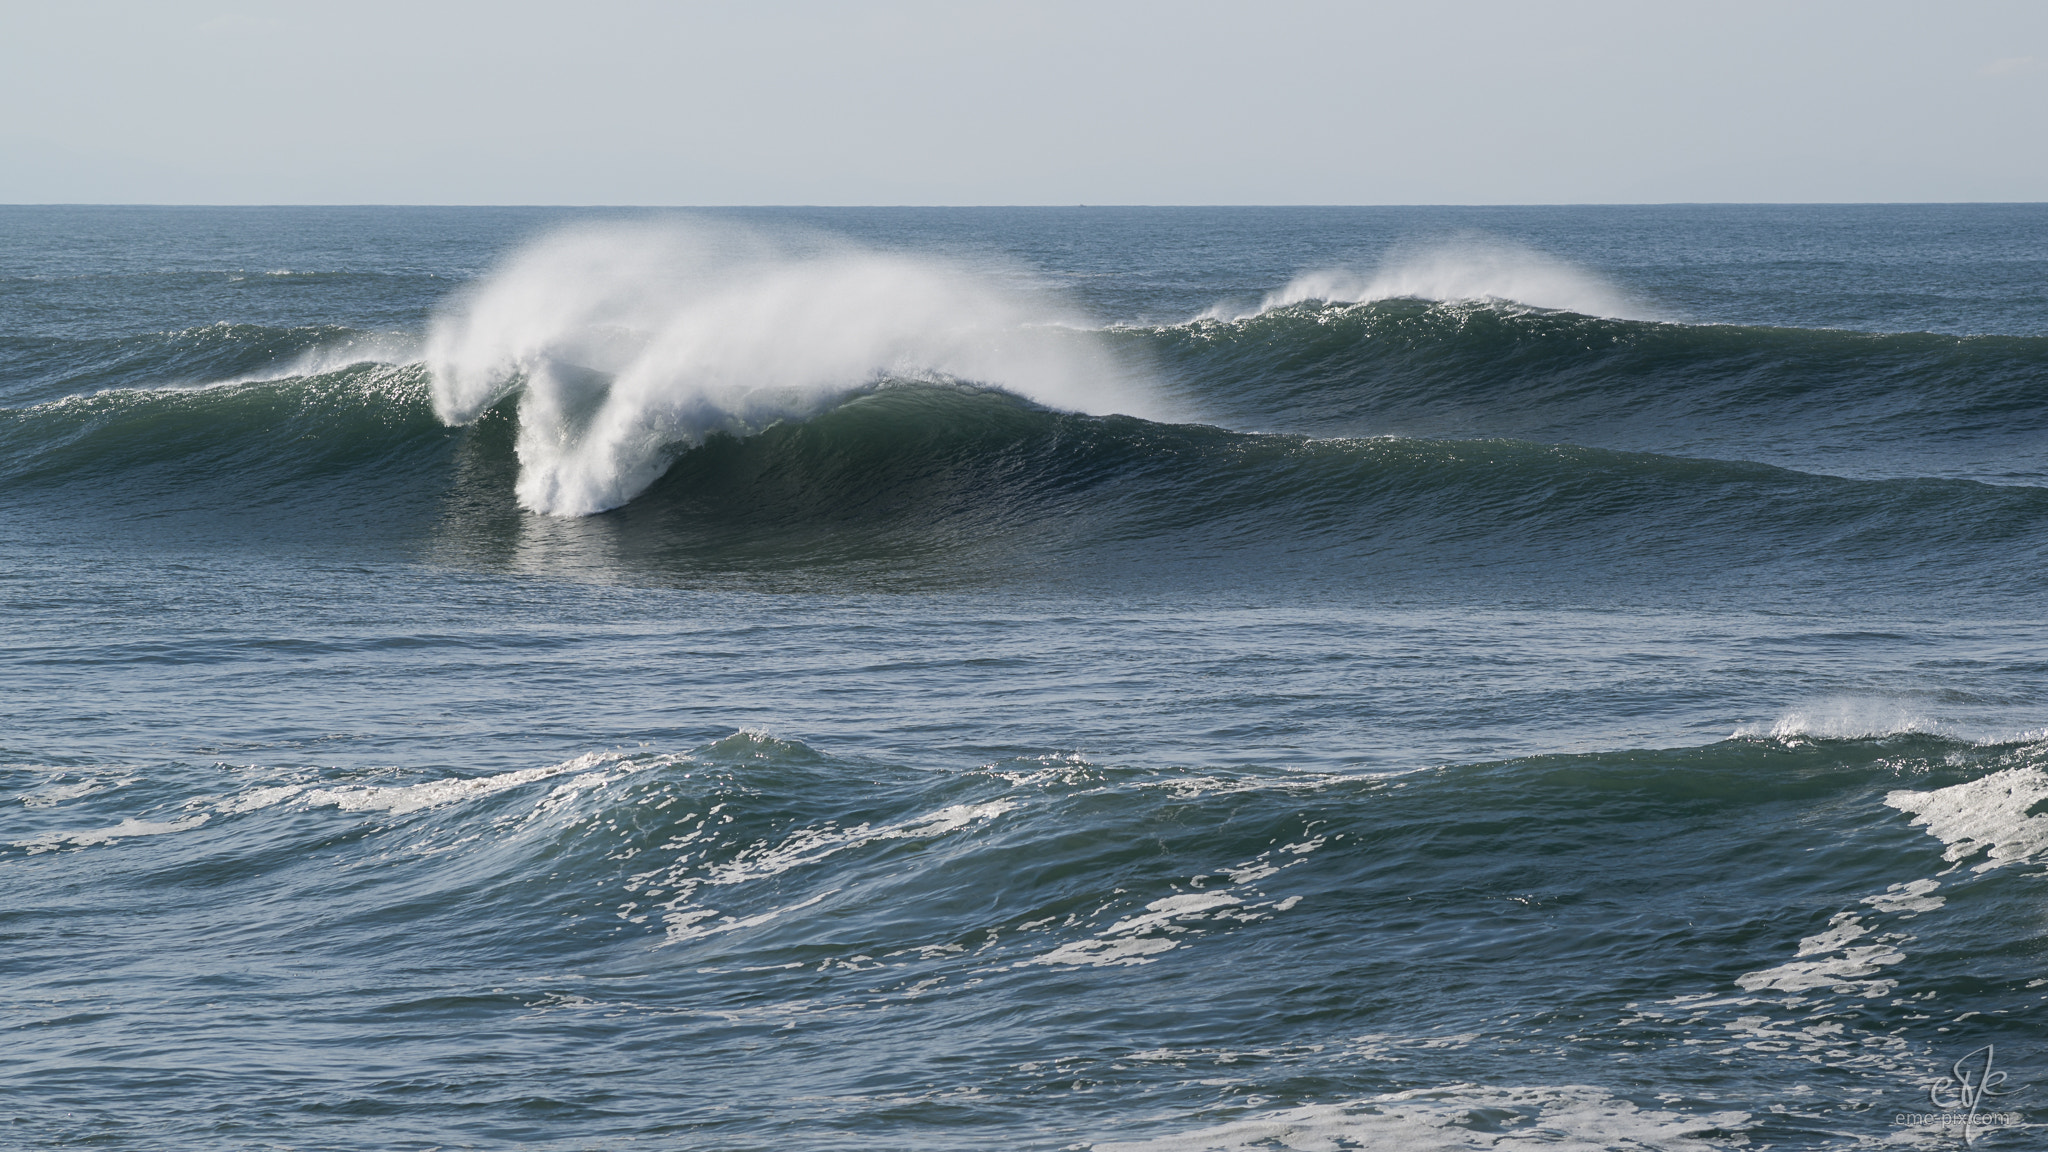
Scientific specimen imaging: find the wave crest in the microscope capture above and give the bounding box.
[426,223,1157,516]
[1205,240,1649,322]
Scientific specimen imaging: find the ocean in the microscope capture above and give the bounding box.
[3,204,2044,1150]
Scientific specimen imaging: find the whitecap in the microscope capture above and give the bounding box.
[426,221,1159,515]
[1089,1083,1748,1151]
[1884,764,2048,872]
[1200,239,1649,323]
[13,814,209,854]
[299,751,619,815]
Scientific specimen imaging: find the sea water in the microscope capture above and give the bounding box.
[3,204,2045,1149]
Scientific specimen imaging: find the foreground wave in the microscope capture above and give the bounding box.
[10,725,2045,1148]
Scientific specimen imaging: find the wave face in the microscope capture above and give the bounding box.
[11,363,2045,597]
[11,725,2048,1149]
[7,217,2042,547]
[5,305,2044,600]
[425,224,1158,514]
[1138,300,2048,484]
[597,386,2048,596]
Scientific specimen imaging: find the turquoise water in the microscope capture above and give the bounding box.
[3,205,2045,1150]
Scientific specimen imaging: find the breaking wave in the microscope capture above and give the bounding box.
[1200,239,1651,321]
[424,223,1162,514]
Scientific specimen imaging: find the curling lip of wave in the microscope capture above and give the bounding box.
[424,224,1159,517]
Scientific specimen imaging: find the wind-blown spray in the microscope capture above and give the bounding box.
[427,223,1153,515]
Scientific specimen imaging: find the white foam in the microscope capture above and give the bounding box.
[659,890,837,944]
[1204,240,1645,323]
[426,221,1158,515]
[13,814,209,854]
[1861,878,1945,914]
[1100,891,1243,936]
[1735,912,1903,996]
[1733,697,1951,742]
[655,799,1017,944]
[1037,888,1251,968]
[1090,1083,1748,1151]
[1723,759,2048,1008]
[1036,935,1180,968]
[1884,765,2048,872]
[300,752,617,816]
[694,800,1018,889]
[892,801,1020,840]
[19,779,111,808]
[1735,701,2048,756]
[213,783,311,814]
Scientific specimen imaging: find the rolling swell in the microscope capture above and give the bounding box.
[0,323,408,408]
[4,283,2045,590]
[5,367,2046,588]
[1137,301,2048,481]
[0,363,453,525]
[595,385,2048,589]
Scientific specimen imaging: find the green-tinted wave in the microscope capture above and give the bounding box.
[1125,301,2048,479]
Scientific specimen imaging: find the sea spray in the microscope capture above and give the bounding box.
[426,223,1158,515]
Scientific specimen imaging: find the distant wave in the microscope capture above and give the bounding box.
[1126,299,2048,479]
[1199,240,1654,322]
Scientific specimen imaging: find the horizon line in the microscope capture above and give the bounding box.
[4,201,2047,210]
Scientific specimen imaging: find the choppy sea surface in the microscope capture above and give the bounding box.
[4,204,2046,1150]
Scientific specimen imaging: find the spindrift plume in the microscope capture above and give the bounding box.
[1204,239,1650,321]
[426,223,1156,515]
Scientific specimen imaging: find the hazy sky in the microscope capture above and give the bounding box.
[3,0,2044,204]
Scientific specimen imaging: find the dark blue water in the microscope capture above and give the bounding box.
[4,205,2046,1150]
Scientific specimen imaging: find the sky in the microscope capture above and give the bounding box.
[2,0,2044,205]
